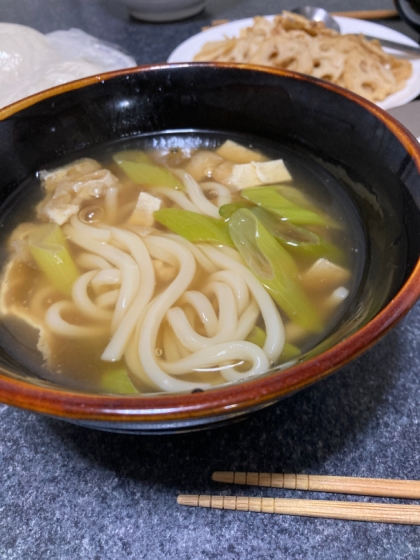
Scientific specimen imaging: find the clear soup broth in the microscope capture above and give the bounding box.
[0,132,365,395]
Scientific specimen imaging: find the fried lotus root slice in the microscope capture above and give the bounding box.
[219,37,265,63]
[193,38,238,61]
[340,48,397,102]
[247,15,277,39]
[191,13,412,103]
[387,52,413,84]
[310,38,346,82]
[249,34,314,74]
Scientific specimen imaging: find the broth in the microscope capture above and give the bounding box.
[0,132,365,394]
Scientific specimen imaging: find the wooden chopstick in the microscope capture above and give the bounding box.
[330,9,398,20]
[177,495,420,525]
[212,472,420,499]
[203,10,399,31]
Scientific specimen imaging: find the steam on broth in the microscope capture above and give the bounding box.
[0,133,365,394]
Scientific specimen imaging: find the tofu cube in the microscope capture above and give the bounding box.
[128,192,162,226]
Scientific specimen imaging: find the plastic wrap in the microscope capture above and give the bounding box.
[0,24,137,109]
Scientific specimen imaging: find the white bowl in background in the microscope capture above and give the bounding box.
[117,0,206,21]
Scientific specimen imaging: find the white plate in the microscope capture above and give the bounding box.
[168,16,420,110]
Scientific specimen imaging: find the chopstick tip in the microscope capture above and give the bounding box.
[212,471,234,483]
[177,494,199,507]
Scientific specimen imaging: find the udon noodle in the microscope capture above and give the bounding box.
[0,136,362,394]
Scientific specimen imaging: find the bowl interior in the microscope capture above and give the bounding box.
[0,64,419,430]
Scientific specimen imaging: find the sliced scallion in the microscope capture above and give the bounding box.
[228,208,322,332]
[154,208,234,247]
[114,150,184,190]
[100,366,138,394]
[242,186,333,227]
[28,223,79,297]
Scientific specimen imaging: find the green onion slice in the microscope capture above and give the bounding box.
[28,223,79,297]
[154,208,234,247]
[229,208,322,332]
[113,150,184,190]
[242,186,335,228]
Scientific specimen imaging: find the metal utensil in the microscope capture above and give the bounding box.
[363,35,420,53]
[292,5,420,54]
[291,6,340,32]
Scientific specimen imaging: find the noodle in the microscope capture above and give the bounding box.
[101,228,155,361]
[181,172,221,218]
[72,270,114,321]
[199,244,285,362]
[64,220,141,330]
[45,300,108,338]
[166,283,239,352]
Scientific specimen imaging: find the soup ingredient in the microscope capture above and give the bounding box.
[215,140,268,164]
[129,192,163,226]
[242,186,333,227]
[28,224,79,296]
[114,151,184,189]
[101,367,138,394]
[154,208,234,246]
[228,208,322,332]
[37,158,121,225]
[220,159,292,190]
[193,12,412,103]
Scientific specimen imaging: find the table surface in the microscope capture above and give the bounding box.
[2,1,420,558]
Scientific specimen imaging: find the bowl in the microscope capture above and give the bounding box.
[0,63,420,434]
[115,0,206,21]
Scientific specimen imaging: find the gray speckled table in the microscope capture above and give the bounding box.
[2,1,420,558]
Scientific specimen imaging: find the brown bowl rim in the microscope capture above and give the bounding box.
[0,62,420,422]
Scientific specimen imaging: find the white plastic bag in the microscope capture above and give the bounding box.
[0,24,137,109]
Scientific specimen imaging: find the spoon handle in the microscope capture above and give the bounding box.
[363,35,420,54]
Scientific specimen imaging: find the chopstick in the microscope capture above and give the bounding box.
[212,471,420,499]
[177,472,420,524]
[203,10,399,31]
[330,9,398,20]
[177,495,420,525]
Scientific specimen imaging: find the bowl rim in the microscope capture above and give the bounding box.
[1,61,420,422]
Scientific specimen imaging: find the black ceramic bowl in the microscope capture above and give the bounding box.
[0,63,420,434]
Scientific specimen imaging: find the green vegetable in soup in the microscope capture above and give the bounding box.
[100,366,138,394]
[28,223,79,297]
[113,150,152,165]
[251,206,343,264]
[154,208,234,247]
[246,325,267,348]
[219,201,255,220]
[114,150,184,190]
[229,208,323,333]
[242,186,333,227]
[280,342,301,361]
[246,326,300,361]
